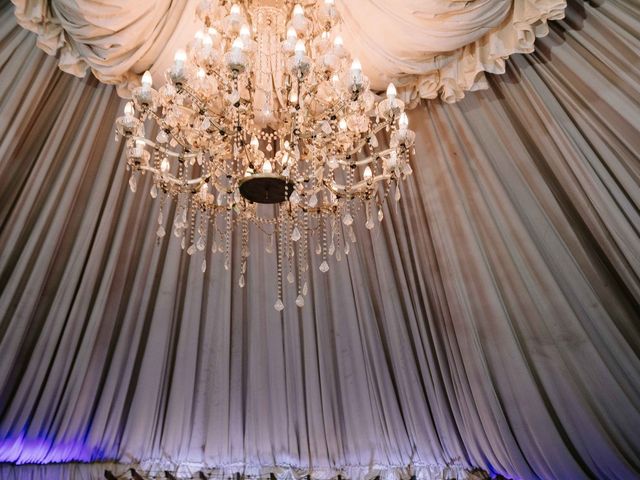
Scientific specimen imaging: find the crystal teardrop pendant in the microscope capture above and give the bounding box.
[274,299,285,311]
[319,260,329,272]
[302,282,308,296]
[239,274,245,288]
[287,271,294,284]
[378,208,384,222]
[156,225,166,238]
[128,175,137,193]
[342,212,353,226]
[187,244,196,255]
[365,218,374,230]
[150,184,158,198]
[197,236,205,251]
[291,226,301,242]
[295,295,305,307]
[201,259,207,273]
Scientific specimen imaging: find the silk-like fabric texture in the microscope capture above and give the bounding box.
[1,0,639,479]
[10,0,566,102]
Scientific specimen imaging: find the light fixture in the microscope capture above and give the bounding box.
[115,0,415,311]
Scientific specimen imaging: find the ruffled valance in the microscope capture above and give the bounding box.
[11,0,565,102]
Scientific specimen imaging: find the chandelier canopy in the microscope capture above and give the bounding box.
[115,0,415,310]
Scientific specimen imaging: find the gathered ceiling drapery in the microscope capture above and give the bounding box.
[0,0,639,479]
[10,0,566,102]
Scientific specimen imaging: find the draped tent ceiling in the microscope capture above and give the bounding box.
[0,0,639,479]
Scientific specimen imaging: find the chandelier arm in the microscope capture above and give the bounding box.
[132,137,200,159]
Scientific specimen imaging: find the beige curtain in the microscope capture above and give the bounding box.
[0,0,638,479]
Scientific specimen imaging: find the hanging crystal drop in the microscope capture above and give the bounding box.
[197,236,205,251]
[349,226,357,243]
[345,242,350,255]
[378,208,384,222]
[287,271,295,284]
[211,239,217,253]
[291,226,301,242]
[274,299,284,311]
[239,274,245,288]
[302,282,308,296]
[289,191,301,205]
[328,241,335,256]
[150,184,158,198]
[158,211,164,225]
[181,236,186,249]
[336,248,342,261]
[201,259,207,273]
[395,186,401,201]
[365,218,374,230]
[295,295,305,308]
[156,225,166,238]
[128,175,138,193]
[266,235,274,254]
[315,242,322,255]
[187,244,196,255]
[319,260,329,273]
[266,143,273,152]
[308,194,318,208]
[224,257,230,270]
[156,130,169,143]
[370,135,379,148]
[342,212,353,226]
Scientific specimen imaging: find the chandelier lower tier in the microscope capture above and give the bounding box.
[115,0,415,311]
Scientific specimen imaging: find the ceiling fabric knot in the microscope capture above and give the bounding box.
[10,0,565,103]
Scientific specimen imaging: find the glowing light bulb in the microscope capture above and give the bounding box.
[197,68,206,80]
[135,139,146,149]
[230,4,241,15]
[386,83,397,100]
[287,27,297,40]
[333,36,343,47]
[160,157,170,172]
[399,112,409,130]
[208,27,218,38]
[124,101,135,117]
[232,37,244,52]
[331,74,339,84]
[250,135,259,149]
[294,39,306,56]
[289,89,298,104]
[202,34,213,49]
[363,166,373,180]
[339,118,347,130]
[262,159,273,174]
[200,183,209,195]
[293,4,304,16]
[325,0,335,4]
[174,49,187,66]
[351,58,362,73]
[240,24,251,39]
[141,71,153,88]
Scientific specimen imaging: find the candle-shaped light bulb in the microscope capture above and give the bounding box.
[386,82,397,100]
[202,34,213,49]
[287,27,297,40]
[197,68,206,80]
[174,49,187,66]
[262,159,273,174]
[289,89,298,104]
[124,101,135,117]
[135,139,146,149]
[351,58,362,73]
[232,37,244,52]
[160,157,170,172]
[293,4,304,17]
[294,39,306,56]
[325,0,335,4]
[200,183,209,194]
[363,166,373,180]
[339,118,347,130]
[240,24,251,39]
[250,135,259,149]
[141,71,153,89]
[333,35,343,47]
[230,4,241,15]
[208,27,218,38]
[399,112,409,130]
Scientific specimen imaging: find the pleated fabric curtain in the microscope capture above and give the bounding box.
[0,0,639,479]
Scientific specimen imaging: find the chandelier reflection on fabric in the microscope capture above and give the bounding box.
[115,0,415,310]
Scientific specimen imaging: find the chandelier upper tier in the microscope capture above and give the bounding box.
[115,0,415,310]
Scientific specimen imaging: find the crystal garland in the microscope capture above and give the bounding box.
[115,0,415,311]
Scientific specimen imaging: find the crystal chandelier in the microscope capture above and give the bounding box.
[115,0,415,310]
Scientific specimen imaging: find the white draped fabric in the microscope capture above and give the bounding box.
[0,0,639,479]
[10,0,566,101]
